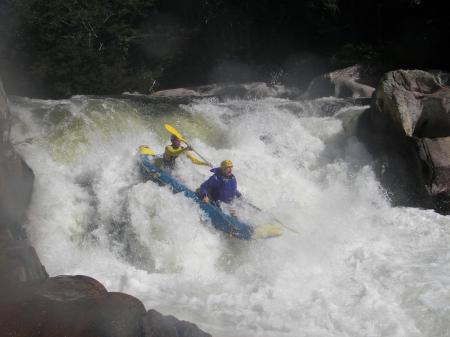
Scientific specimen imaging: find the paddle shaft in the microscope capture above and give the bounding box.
[184,141,213,167]
[242,199,300,234]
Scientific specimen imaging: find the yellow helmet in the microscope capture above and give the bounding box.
[220,160,233,169]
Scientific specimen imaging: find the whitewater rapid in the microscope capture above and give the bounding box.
[9,95,450,337]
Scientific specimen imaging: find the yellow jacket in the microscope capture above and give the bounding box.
[158,145,209,168]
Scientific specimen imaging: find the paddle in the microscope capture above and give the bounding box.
[138,145,156,156]
[241,199,300,234]
[164,123,295,234]
[164,124,213,167]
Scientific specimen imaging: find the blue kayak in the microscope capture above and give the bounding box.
[137,145,282,240]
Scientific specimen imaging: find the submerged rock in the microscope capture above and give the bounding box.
[302,64,376,99]
[148,81,300,101]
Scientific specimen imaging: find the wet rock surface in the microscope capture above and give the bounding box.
[0,276,146,337]
[142,81,300,102]
[375,69,450,137]
[357,69,450,213]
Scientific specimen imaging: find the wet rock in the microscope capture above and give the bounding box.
[357,69,450,212]
[0,275,146,337]
[416,137,450,211]
[0,142,35,234]
[375,69,450,137]
[1,77,35,236]
[1,77,11,143]
[151,88,202,97]
[148,81,299,101]
[0,232,48,286]
[143,309,211,337]
[302,64,376,99]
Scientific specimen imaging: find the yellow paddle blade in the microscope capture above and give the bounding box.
[138,145,156,156]
[252,224,283,239]
[164,124,186,142]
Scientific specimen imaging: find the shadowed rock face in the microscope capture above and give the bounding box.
[1,78,11,143]
[0,142,35,234]
[0,275,146,337]
[357,69,450,213]
[375,70,450,138]
[0,229,48,285]
[1,77,35,238]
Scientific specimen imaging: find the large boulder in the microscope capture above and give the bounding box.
[375,69,450,137]
[357,69,450,212]
[143,309,211,337]
[302,64,376,99]
[0,275,146,337]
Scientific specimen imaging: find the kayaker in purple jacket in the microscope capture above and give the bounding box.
[198,160,242,205]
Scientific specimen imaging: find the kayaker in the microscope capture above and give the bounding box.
[197,159,242,205]
[156,135,209,169]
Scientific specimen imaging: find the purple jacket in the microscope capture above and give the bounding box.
[199,168,242,203]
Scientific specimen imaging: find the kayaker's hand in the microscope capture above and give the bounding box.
[203,196,209,203]
[186,145,193,151]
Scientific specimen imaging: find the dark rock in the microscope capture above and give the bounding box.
[358,106,432,207]
[357,69,450,212]
[0,232,48,286]
[302,65,376,99]
[143,309,211,337]
[0,142,35,235]
[1,77,35,235]
[0,275,146,337]
[417,137,450,195]
[36,275,107,301]
[1,77,11,143]
[374,69,450,138]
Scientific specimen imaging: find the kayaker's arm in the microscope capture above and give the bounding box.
[164,145,190,157]
[186,151,211,166]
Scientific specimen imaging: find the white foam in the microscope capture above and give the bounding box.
[10,96,450,337]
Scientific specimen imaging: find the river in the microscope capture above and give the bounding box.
[9,93,450,337]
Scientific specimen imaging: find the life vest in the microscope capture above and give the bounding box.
[199,168,240,203]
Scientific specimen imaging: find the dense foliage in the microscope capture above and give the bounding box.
[0,0,449,97]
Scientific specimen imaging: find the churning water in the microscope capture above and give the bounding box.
[9,94,450,337]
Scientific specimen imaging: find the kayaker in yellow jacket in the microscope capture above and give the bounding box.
[156,135,210,169]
